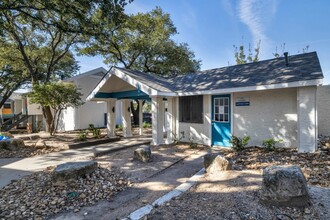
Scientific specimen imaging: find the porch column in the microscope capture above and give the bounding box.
[106,98,117,137]
[166,97,174,144]
[138,99,143,136]
[121,99,132,137]
[297,86,317,153]
[151,96,165,145]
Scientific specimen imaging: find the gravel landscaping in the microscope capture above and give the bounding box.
[219,146,330,188]
[147,170,329,220]
[0,163,128,220]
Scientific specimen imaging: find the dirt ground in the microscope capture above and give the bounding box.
[96,143,203,182]
[217,146,330,188]
[147,170,330,220]
[51,146,207,220]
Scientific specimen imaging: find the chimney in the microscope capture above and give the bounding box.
[284,52,289,66]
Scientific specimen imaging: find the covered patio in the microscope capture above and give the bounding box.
[87,67,175,145]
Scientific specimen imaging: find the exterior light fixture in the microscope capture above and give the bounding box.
[128,107,131,112]
[112,107,115,113]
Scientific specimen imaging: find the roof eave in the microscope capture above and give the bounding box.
[175,78,323,96]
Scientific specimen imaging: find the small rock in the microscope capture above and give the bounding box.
[35,140,46,149]
[134,145,152,163]
[204,153,232,173]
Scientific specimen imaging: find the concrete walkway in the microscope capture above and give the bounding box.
[0,137,151,189]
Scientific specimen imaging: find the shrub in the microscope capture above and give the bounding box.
[92,128,101,139]
[172,131,184,145]
[262,138,282,152]
[230,135,250,151]
[88,124,95,132]
[78,130,87,141]
[188,136,198,148]
[117,124,123,131]
[142,122,152,129]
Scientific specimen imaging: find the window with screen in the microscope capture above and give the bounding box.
[179,95,203,123]
[214,97,229,122]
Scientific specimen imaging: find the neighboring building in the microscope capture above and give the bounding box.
[0,92,43,131]
[57,67,123,131]
[87,52,325,153]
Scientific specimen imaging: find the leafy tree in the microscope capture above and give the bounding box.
[81,7,201,76]
[233,40,261,64]
[0,0,129,35]
[0,0,130,130]
[28,82,83,135]
[81,7,201,125]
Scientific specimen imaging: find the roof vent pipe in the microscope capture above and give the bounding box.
[284,52,289,66]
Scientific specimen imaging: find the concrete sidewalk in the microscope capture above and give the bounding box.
[0,137,151,189]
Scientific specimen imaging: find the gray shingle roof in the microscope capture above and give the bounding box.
[116,52,323,94]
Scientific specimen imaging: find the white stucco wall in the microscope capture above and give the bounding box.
[317,85,330,136]
[57,107,75,131]
[176,95,211,146]
[27,98,43,115]
[76,77,107,129]
[233,88,298,147]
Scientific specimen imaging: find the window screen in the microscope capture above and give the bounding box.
[179,95,203,123]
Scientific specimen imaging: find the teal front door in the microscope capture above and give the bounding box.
[212,94,231,147]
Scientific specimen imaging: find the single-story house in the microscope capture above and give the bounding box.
[87,52,324,153]
[57,67,123,131]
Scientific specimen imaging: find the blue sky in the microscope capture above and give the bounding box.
[76,0,330,84]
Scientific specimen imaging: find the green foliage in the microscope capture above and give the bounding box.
[142,101,151,113]
[188,136,198,149]
[142,122,151,129]
[78,130,87,141]
[262,138,282,152]
[230,135,250,151]
[92,128,101,139]
[233,40,260,64]
[80,7,201,76]
[0,0,130,122]
[28,82,83,135]
[88,124,101,138]
[117,124,123,131]
[172,131,184,145]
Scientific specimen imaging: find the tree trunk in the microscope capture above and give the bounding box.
[131,100,139,125]
[42,106,54,135]
[130,100,145,126]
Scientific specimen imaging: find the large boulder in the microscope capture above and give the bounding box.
[204,153,232,173]
[0,138,25,150]
[260,165,310,207]
[53,161,98,181]
[134,145,152,163]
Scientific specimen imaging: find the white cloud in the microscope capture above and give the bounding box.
[221,0,235,17]
[238,0,278,57]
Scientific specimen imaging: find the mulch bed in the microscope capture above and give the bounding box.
[219,146,330,188]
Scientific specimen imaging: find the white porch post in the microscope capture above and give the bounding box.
[138,99,143,136]
[297,86,317,153]
[121,99,132,137]
[166,97,174,144]
[151,96,165,145]
[106,99,117,137]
